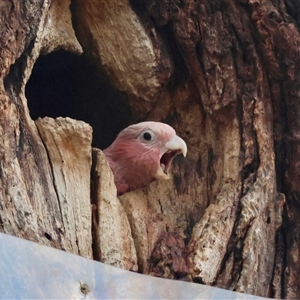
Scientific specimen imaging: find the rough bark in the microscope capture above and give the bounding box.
[91,148,138,271]
[1,0,300,299]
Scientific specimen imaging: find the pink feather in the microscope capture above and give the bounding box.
[103,121,187,195]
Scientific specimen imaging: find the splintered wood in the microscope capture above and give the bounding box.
[36,117,93,258]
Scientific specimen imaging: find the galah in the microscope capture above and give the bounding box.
[103,121,187,195]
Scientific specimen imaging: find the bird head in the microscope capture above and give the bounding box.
[103,121,187,194]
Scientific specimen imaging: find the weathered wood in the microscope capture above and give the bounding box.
[1,0,300,298]
[40,0,82,54]
[91,148,138,271]
[0,1,92,256]
[71,0,172,115]
[35,117,93,258]
[120,187,172,274]
[0,0,62,247]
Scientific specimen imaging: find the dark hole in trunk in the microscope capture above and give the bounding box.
[25,50,133,149]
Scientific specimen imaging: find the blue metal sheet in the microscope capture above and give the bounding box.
[0,233,268,299]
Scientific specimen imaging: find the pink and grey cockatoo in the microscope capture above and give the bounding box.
[103,121,187,195]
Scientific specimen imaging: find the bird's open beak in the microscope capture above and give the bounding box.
[155,135,187,180]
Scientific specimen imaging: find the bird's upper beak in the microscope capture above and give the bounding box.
[155,135,187,180]
[165,135,187,157]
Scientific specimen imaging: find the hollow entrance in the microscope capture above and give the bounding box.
[26,50,132,149]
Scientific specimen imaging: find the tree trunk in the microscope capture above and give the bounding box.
[1,0,300,298]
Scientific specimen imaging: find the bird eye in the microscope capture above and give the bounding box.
[138,129,156,143]
[143,131,152,141]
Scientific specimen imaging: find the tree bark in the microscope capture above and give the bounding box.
[1,0,300,298]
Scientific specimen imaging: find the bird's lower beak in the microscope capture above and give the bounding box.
[155,135,187,180]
